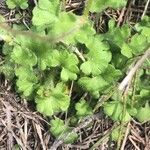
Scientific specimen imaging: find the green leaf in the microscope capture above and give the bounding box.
[75,99,93,117]
[59,51,79,81]
[108,20,116,30]
[111,126,125,141]
[36,96,59,116]
[12,144,20,150]
[32,0,60,26]
[104,24,131,48]
[135,103,150,123]
[128,34,149,55]
[81,37,111,75]
[48,13,95,45]
[101,64,122,83]
[50,118,78,144]
[64,131,78,144]
[111,127,120,141]
[103,101,119,117]
[90,0,126,12]
[75,23,96,44]
[16,79,35,97]
[61,68,77,81]
[48,12,81,44]
[36,83,70,116]
[127,106,137,116]
[50,117,67,137]
[0,15,13,43]
[103,101,131,122]
[38,49,60,70]
[15,66,37,82]
[141,27,150,42]
[6,0,28,9]
[78,76,108,92]
[140,89,150,98]
[15,67,38,96]
[103,21,150,57]
[135,16,150,41]
[119,110,131,122]
[121,43,133,58]
[12,35,60,70]
[111,53,128,69]
[80,61,91,75]
[11,45,37,67]
[0,62,14,79]
[91,91,100,99]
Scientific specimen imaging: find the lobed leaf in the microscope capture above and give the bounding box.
[15,66,38,96]
[135,103,150,123]
[78,76,108,93]
[50,117,78,143]
[32,0,60,26]
[81,37,111,75]
[11,45,37,67]
[90,0,126,12]
[75,99,93,117]
[6,0,28,9]
[36,83,70,116]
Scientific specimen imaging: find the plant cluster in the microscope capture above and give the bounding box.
[0,0,150,143]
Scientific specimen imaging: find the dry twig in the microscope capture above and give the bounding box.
[119,47,150,92]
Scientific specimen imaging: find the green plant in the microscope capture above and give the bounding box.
[0,0,150,145]
[6,0,28,9]
[50,117,78,144]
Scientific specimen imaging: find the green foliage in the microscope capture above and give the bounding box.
[135,16,150,41]
[50,117,67,137]
[124,33,149,56]
[80,37,111,75]
[111,126,125,141]
[59,51,79,81]
[11,45,37,67]
[0,62,14,79]
[90,0,126,12]
[32,0,60,26]
[104,19,150,59]
[15,66,38,96]
[49,12,79,42]
[79,76,108,98]
[0,0,150,144]
[0,15,13,44]
[135,103,150,123]
[50,117,78,143]
[75,99,93,117]
[6,0,28,9]
[103,101,131,122]
[101,64,122,82]
[36,83,70,116]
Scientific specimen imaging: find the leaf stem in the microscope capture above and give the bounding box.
[83,0,93,19]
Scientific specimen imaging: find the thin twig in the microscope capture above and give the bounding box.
[90,123,119,150]
[117,7,126,27]
[129,136,140,150]
[4,102,13,150]
[73,47,86,62]
[0,17,85,44]
[141,0,150,20]
[120,122,131,150]
[35,123,46,150]
[49,113,101,150]
[119,47,150,91]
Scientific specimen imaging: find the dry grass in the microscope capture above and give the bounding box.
[0,0,150,149]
